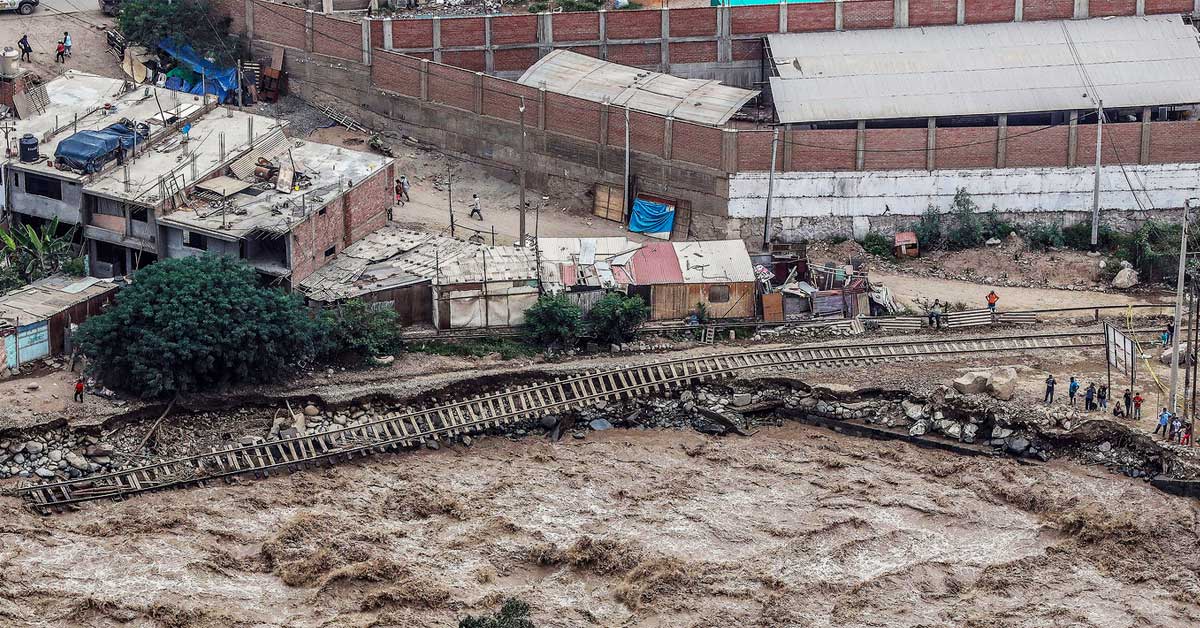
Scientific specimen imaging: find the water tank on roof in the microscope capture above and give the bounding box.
[0,47,18,77]
[18,134,38,163]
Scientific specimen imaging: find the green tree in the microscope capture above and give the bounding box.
[118,0,244,66]
[75,255,325,398]
[945,188,984,250]
[320,298,402,361]
[587,292,650,345]
[459,598,535,628]
[523,293,582,348]
[913,204,942,251]
[0,217,77,284]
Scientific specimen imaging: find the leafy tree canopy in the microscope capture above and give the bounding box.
[118,0,242,66]
[320,298,403,362]
[76,255,325,398]
[523,293,582,349]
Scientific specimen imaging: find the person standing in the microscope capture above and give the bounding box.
[54,41,65,64]
[1183,422,1193,446]
[469,193,482,220]
[928,299,943,330]
[1123,389,1133,417]
[986,290,999,314]
[1170,415,1183,443]
[73,378,85,403]
[1068,377,1080,408]
[1133,392,1144,420]
[17,34,32,62]
[399,175,411,202]
[1098,384,1108,410]
[1044,374,1056,404]
[1084,383,1096,412]
[1168,321,1176,344]
[62,32,72,57]
[1155,408,1171,437]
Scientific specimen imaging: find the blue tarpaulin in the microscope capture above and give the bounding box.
[628,198,675,240]
[54,123,147,173]
[158,39,238,102]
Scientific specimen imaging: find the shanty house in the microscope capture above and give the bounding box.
[0,275,119,373]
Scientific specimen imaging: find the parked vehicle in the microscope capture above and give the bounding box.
[0,0,39,15]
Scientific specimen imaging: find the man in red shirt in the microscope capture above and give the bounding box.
[1132,392,1144,420]
[73,378,84,403]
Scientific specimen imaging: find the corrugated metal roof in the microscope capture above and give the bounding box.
[767,15,1200,123]
[629,242,683,285]
[0,275,119,326]
[518,50,759,127]
[674,240,757,284]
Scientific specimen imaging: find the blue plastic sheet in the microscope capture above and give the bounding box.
[158,39,238,102]
[628,198,675,239]
[55,124,147,173]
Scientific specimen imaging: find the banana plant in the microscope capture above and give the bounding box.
[0,217,78,284]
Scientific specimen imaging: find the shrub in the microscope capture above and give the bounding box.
[320,298,403,362]
[1062,221,1123,252]
[1025,222,1065,252]
[75,255,324,398]
[861,232,893,259]
[913,204,942,250]
[945,189,985,251]
[410,338,535,360]
[523,293,582,348]
[587,292,650,345]
[459,598,535,628]
[62,256,87,277]
[983,209,1017,240]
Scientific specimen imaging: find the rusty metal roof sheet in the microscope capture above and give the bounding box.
[629,242,683,285]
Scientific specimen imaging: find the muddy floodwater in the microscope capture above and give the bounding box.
[1,424,1198,627]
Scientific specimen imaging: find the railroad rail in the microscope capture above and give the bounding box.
[12,331,1118,513]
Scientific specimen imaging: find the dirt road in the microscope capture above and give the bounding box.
[873,271,1165,316]
[1,423,1197,627]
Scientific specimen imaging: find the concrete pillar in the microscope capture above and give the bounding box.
[537,88,547,130]
[599,102,610,168]
[383,18,393,51]
[1067,110,1078,166]
[779,1,788,32]
[956,0,966,24]
[473,72,483,114]
[598,10,608,60]
[1014,0,1023,22]
[420,59,430,101]
[1136,0,1145,15]
[1195,0,1200,15]
[362,21,372,66]
[485,16,494,73]
[996,114,1008,168]
[717,6,732,63]
[721,128,738,173]
[432,17,442,63]
[664,117,674,161]
[835,0,844,31]
[305,10,315,53]
[855,120,866,170]
[1074,0,1089,19]
[322,0,332,13]
[1140,106,1152,165]
[538,12,554,58]
[781,124,793,171]
[926,117,936,171]
[245,0,255,39]
[895,0,909,28]
[661,8,671,72]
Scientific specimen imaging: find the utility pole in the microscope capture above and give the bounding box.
[623,105,630,225]
[763,128,779,250]
[1090,100,1104,248]
[1168,198,1195,414]
[518,96,527,247]
[447,161,454,238]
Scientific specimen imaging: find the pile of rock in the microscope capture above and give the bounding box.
[265,402,382,441]
[0,433,115,480]
[952,366,1017,401]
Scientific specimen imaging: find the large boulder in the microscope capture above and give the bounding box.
[953,372,989,395]
[1160,343,1193,365]
[901,399,925,420]
[1112,268,1139,289]
[986,367,1019,401]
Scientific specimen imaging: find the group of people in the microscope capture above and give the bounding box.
[391,176,483,221]
[1155,408,1193,445]
[17,32,71,64]
[1044,376,1134,414]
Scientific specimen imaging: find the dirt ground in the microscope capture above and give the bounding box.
[0,9,123,82]
[871,272,1167,316]
[2,422,1198,628]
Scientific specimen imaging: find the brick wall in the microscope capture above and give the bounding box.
[787,3,837,32]
[372,50,423,97]
[1022,0,1075,21]
[672,122,723,170]
[669,8,718,37]
[553,12,601,42]
[392,18,435,49]
[480,77,541,124]
[731,6,778,35]
[494,48,540,72]
[842,0,894,30]
[909,0,959,26]
[441,50,487,72]
[789,129,857,171]
[863,128,927,170]
[1148,121,1200,164]
[427,63,476,111]
[253,1,307,49]
[545,92,602,143]
[313,14,362,61]
[1006,125,1070,167]
[290,200,348,284]
[211,0,247,36]
[934,127,997,169]
[342,164,393,246]
[1145,0,1195,13]
[1089,0,1138,16]
[440,17,486,46]
[490,15,538,44]
[609,43,661,67]
[964,0,1015,23]
[606,10,661,40]
[607,111,667,158]
[732,39,763,62]
[670,41,718,64]
[737,131,774,170]
[1075,122,1143,166]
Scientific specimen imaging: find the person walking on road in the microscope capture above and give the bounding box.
[468,193,483,220]
[1044,374,1056,404]
[1155,408,1171,437]
[986,290,999,314]
[54,41,66,64]
[1068,377,1080,407]
[1133,392,1144,420]
[17,34,32,63]
[62,32,72,58]
[398,175,411,203]
[1098,384,1108,410]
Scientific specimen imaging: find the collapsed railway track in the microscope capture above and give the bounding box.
[11,330,1122,513]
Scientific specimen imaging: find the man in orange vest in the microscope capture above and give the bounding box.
[986,290,999,313]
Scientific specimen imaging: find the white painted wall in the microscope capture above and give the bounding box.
[728,163,1200,218]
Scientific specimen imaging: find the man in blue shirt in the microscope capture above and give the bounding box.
[1068,377,1080,407]
[1155,409,1171,438]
